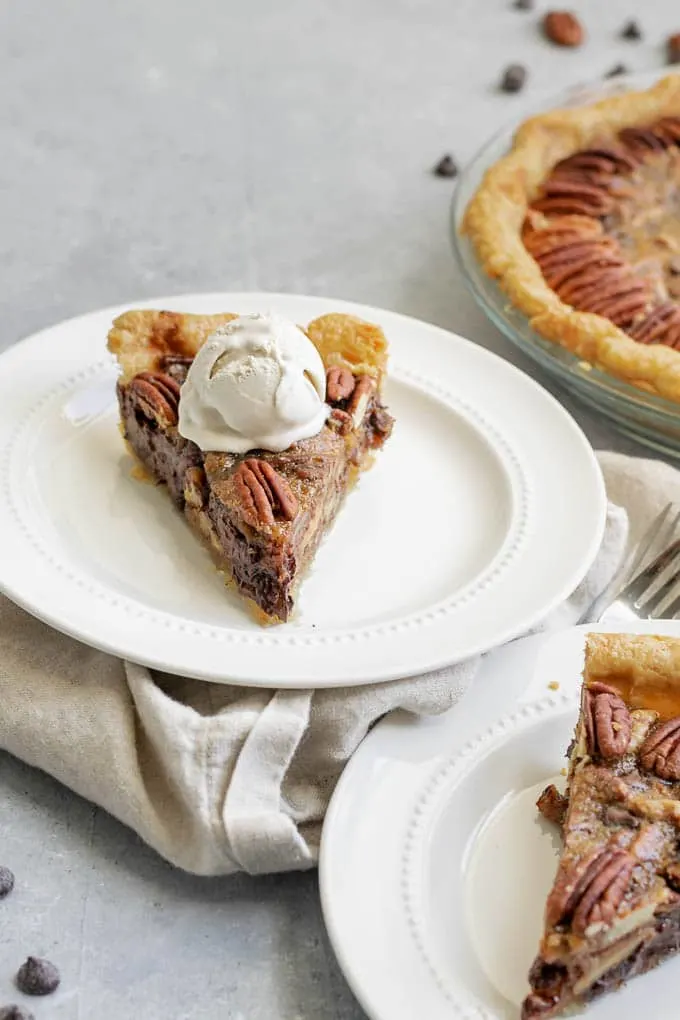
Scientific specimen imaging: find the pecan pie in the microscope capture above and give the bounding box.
[107,310,393,622]
[526,633,680,1018]
[463,73,680,401]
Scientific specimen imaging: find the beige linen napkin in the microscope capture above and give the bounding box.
[0,451,672,876]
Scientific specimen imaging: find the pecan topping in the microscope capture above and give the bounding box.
[619,126,669,155]
[555,146,637,174]
[539,177,615,214]
[546,846,634,935]
[657,117,680,144]
[531,195,611,218]
[326,365,356,403]
[536,784,567,827]
[584,682,632,759]
[668,33,680,65]
[629,303,680,348]
[128,371,181,427]
[234,458,298,528]
[328,407,353,435]
[584,284,651,328]
[639,716,680,780]
[543,11,585,47]
[161,354,194,384]
[346,375,375,428]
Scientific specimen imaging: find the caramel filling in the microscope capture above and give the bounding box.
[589,675,680,722]
[607,148,680,301]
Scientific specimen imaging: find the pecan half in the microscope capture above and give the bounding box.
[619,126,668,155]
[326,365,356,403]
[537,784,567,827]
[668,33,680,65]
[555,146,637,174]
[546,846,634,935]
[629,303,680,346]
[584,682,632,759]
[234,458,298,528]
[346,375,375,428]
[161,354,194,383]
[327,407,353,435]
[540,177,615,214]
[128,371,181,427]
[639,716,680,780]
[531,195,611,218]
[543,11,584,47]
[584,283,651,328]
[657,117,680,144]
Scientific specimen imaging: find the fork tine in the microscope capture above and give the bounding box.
[637,546,680,618]
[617,535,680,608]
[627,502,675,579]
[656,583,680,621]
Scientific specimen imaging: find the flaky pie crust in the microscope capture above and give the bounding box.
[463,74,680,402]
[108,309,389,385]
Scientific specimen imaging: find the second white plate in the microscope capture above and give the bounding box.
[0,292,605,686]
[320,620,680,1019]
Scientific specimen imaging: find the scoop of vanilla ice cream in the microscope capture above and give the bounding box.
[177,313,329,454]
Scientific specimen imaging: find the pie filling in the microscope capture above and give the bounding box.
[524,116,680,349]
[118,356,393,621]
[524,634,680,1019]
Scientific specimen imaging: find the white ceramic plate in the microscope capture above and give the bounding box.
[0,292,605,687]
[320,619,680,1019]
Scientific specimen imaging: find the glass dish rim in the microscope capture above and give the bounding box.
[450,68,680,432]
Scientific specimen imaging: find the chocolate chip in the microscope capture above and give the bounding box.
[669,257,680,275]
[513,0,533,8]
[604,63,628,78]
[432,154,458,179]
[668,33,680,64]
[0,1006,36,1020]
[621,19,642,40]
[500,64,528,93]
[15,958,60,996]
[0,867,15,899]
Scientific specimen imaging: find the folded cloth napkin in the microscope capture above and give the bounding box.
[0,451,675,876]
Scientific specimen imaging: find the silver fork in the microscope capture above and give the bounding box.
[598,502,680,623]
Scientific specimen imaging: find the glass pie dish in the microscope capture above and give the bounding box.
[451,70,680,459]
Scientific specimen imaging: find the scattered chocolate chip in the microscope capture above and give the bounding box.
[543,10,585,47]
[0,1006,36,1020]
[670,258,680,275]
[668,33,680,65]
[604,63,628,78]
[500,63,528,93]
[432,154,458,179]
[15,958,60,997]
[513,0,533,9]
[0,867,15,899]
[621,19,642,41]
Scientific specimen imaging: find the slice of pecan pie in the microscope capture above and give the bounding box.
[525,633,680,1018]
[463,73,680,401]
[108,310,393,622]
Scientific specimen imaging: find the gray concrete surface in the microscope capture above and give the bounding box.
[0,0,677,1017]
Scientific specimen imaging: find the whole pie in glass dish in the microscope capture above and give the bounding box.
[108,309,394,624]
[463,73,680,402]
[525,633,680,1018]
